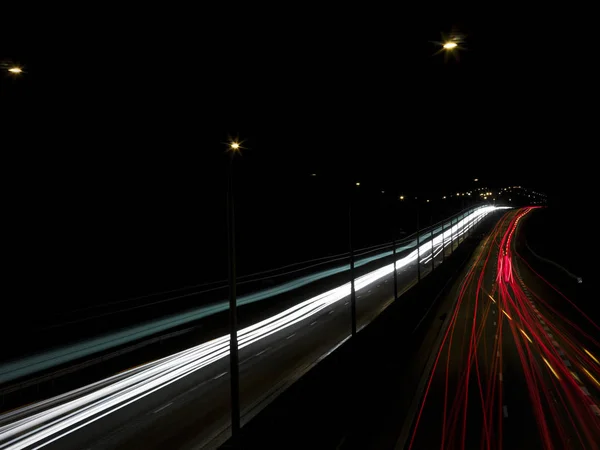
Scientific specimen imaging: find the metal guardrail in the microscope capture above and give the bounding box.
[0,325,197,396]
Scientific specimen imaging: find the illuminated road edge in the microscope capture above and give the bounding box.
[0,206,505,449]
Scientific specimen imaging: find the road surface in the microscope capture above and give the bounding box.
[0,207,498,450]
[405,207,600,450]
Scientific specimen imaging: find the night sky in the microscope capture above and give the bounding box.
[1,7,594,329]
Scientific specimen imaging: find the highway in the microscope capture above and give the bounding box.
[0,206,498,450]
[404,207,600,450]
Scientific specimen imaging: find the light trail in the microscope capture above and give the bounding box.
[0,206,503,449]
[409,206,600,449]
[0,206,502,386]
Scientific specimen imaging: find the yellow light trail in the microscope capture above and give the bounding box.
[488,294,496,304]
[520,328,533,343]
[542,357,561,380]
[582,367,600,388]
[584,348,599,365]
[502,309,512,320]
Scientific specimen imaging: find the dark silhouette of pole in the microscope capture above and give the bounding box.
[430,210,434,272]
[416,201,421,282]
[349,188,357,336]
[441,219,446,262]
[226,153,240,445]
[450,215,455,252]
[392,197,398,299]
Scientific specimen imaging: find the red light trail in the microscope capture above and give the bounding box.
[409,207,600,449]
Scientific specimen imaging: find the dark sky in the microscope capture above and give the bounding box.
[3,8,594,192]
[1,6,595,312]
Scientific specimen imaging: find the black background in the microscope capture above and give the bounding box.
[1,6,594,332]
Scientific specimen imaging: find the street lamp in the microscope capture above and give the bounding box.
[226,139,241,443]
[443,42,458,50]
[8,66,22,74]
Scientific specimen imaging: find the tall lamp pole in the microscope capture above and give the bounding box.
[416,198,421,282]
[349,182,358,336]
[226,140,241,445]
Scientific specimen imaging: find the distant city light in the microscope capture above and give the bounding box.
[399,195,404,200]
[311,173,316,177]
[474,178,479,182]
[356,182,360,186]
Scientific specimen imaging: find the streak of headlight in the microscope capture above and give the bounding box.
[582,367,600,388]
[584,348,599,365]
[542,356,561,380]
[488,294,496,303]
[501,309,512,320]
[0,206,503,449]
[520,328,533,343]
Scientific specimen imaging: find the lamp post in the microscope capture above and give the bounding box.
[392,194,398,300]
[441,217,446,262]
[416,199,421,282]
[430,208,434,272]
[348,182,357,336]
[226,140,241,445]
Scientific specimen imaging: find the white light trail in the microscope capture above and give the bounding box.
[0,206,503,449]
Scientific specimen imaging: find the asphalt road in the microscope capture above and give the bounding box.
[404,207,600,450]
[0,208,491,450]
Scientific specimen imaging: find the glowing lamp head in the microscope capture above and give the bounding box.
[8,66,22,74]
[443,42,458,50]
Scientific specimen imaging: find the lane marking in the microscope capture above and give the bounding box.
[153,402,173,414]
[286,333,296,340]
[310,321,317,326]
[503,405,508,418]
[213,372,227,380]
[328,310,334,315]
[581,386,591,396]
[256,348,269,357]
[499,372,503,382]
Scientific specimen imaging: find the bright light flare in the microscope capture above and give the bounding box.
[501,309,512,320]
[8,66,22,74]
[443,42,458,50]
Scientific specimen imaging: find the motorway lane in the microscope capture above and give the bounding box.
[44,253,426,450]
[406,210,515,449]
[0,208,493,450]
[405,207,600,450]
[0,207,481,390]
